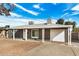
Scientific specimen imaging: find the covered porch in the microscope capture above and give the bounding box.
[7,27,72,45]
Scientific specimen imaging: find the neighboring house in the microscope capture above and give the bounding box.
[0,27,9,39]
[6,22,72,45]
[0,27,5,38]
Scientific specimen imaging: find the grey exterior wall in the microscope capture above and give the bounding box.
[27,29,31,39]
[27,29,42,39]
[7,28,68,43]
[45,29,50,40]
[15,29,23,38]
[27,29,50,40]
[8,30,13,38]
[65,28,68,43]
[39,29,42,39]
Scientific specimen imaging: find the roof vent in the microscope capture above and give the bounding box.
[47,18,52,25]
[28,21,34,25]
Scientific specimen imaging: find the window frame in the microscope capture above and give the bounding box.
[31,29,39,39]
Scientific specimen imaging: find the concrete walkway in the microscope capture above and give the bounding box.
[26,42,79,56]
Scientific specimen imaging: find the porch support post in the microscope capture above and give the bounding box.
[24,29,27,40]
[6,30,8,39]
[13,29,15,40]
[50,29,52,41]
[68,28,72,45]
[42,28,45,42]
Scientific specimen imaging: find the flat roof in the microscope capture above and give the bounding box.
[14,24,73,29]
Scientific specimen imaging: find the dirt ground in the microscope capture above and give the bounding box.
[0,39,79,56]
[0,40,41,56]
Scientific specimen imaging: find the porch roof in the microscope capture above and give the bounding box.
[14,24,73,29]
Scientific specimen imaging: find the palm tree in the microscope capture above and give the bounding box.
[73,21,76,29]
[0,3,14,16]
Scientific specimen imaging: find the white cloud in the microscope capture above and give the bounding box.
[0,16,57,27]
[33,4,45,11]
[10,12,22,17]
[26,19,56,24]
[60,13,69,18]
[65,18,75,22]
[66,11,79,16]
[14,3,39,16]
[33,4,40,9]
[71,4,79,11]
[68,18,74,21]
[52,3,57,5]
[64,4,75,12]
[0,16,25,27]
[70,12,79,16]
[64,8,69,11]
[40,8,45,11]
[62,11,79,17]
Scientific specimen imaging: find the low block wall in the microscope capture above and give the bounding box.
[72,32,79,40]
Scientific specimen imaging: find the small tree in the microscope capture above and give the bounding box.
[74,28,79,32]
[65,21,76,31]
[5,25,10,28]
[56,18,64,24]
[65,21,72,25]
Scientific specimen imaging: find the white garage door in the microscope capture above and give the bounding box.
[50,29,65,42]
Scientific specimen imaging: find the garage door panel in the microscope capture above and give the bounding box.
[50,29,65,42]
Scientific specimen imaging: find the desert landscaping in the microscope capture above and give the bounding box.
[0,39,41,56]
[0,39,79,56]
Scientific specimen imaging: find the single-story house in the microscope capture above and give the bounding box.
[6,23,73,45]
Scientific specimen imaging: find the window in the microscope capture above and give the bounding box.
[31,29,39,39]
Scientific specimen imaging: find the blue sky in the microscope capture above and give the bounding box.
[12,3,77,19]
[0,3,79,27]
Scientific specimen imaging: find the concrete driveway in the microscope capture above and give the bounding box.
[26,42,79,56]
